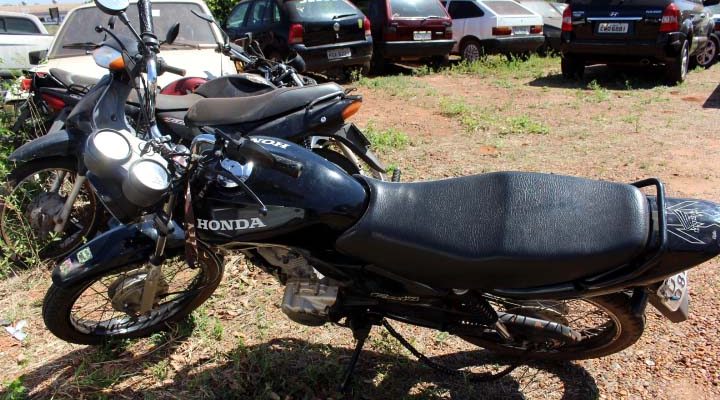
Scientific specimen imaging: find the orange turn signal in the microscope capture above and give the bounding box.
[109,56,125,71]
[342,100,362,120]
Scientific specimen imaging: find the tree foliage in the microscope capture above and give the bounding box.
[205,0,236,24]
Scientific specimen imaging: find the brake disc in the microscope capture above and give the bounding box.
[24,192,65,240]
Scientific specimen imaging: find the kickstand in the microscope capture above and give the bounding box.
[339,322,371,394]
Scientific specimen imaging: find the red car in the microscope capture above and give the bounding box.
[354,0,455,72]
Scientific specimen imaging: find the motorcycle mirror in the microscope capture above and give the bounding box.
[165,23,180,45]
[288,53,306,73]
[95,0,129,15]
[108,15,116,30]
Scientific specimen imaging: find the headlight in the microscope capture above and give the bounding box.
[84,129,132,179]
[122,159,170,207]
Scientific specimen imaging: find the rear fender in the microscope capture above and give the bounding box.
[51,223,156,288]
[8,130,78,164]
[315,123,386,173]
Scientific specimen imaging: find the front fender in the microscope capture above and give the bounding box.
[52,223,156,288]
[9,130,78,164]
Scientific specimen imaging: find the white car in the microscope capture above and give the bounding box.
[32,0,235,88]
[0,12,53,77]
[443,0,544,61]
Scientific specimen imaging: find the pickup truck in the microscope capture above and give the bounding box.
[0,11,53,77]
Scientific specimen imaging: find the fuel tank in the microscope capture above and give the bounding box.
[193,136,368,248]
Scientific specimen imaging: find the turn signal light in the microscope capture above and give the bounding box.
[492,26,512,36]
[342,101,362,120]
[20,78,32,92]
[363,16,371,38]
[530,25,543,34]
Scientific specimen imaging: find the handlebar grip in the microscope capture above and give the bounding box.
[164,64,186,77]
[137,0,154,36]
[271,154,303,178]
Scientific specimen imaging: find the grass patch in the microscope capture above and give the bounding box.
[501,116,550,135]
[439,98,494,134]
[355,75,426,98]
[364,122,410,151]
[445,54,557,80]
[1,376,28,400]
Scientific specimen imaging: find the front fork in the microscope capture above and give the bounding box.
[138,192,177,314]
[53,174,86,233]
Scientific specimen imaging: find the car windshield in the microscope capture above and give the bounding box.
[484,1,534,15]
[389,0,447,18]
[517,1,560,18]
[50,3,216,58]
[286,0,359,20]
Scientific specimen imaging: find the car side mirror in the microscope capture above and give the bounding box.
[704,0,719,6]
[29,49,47,65]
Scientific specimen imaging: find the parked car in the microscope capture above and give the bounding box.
[517,1,565,55]
[696,4,720,68]
[560,0,717,84]
[223,0,373,76]
[353,0,455,72]
[443,0,545,62]
[30,0,236,87]
[0,12,53,78]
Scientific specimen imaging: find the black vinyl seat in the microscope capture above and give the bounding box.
[335,172,651,289]
[50,68,98,89]
[186,82,343,126]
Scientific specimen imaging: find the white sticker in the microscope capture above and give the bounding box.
[152,9,161,17]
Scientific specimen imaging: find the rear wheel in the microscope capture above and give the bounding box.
[561,55,584,80]
[8,99,53,148]
[462,293,645,360]
[42,243,223,345]
[666,39,689,85]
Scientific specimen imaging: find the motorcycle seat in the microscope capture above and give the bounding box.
[126,92,204,112]
[335,172,650,289]
[185,82,343,126]
[50,68,98,89]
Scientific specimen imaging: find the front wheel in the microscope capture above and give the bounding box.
[0,157,102,265]
[42,243,223,345]
[462,293,645,360]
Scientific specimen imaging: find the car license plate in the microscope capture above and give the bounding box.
[413,31,432,41]
[657,271,689,312]
[327,48,351,60]
[513,26,529,35]
[597,22,629,34]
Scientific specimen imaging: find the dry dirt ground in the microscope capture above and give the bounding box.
[2,57,720,399]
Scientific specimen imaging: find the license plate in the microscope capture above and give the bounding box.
[597,22,629,34]
[413,31,432,41]
[327,48,351,60]
[513,26,529,35]
[657,271,689,312]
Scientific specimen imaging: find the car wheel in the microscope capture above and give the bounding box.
[561,55,584,80]
[695,35,718,69]
[666,39,689,85]
[461,39,484,63]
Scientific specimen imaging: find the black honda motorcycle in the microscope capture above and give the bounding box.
[39,0,718,392]
[0,13,385,264]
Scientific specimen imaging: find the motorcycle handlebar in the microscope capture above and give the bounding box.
[223,135,302,178]
[137,0,155,39]
[157,58,186,76]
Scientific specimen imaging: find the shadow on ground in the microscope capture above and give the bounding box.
[528,64,675,90]
[703,83,720,109]
[5,335,599,399]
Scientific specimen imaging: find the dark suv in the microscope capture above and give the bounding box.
[560,0,718,83]
[224,0,373,75]
[354,0,455,72]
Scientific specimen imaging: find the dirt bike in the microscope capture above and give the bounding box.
[39,0,716,393]
[0,16,386,265]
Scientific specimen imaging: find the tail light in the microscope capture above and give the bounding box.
[363,16,371,38]
[384,22,398,41]
[562,6,573,32]
[492,26,512,36]
[660,3,680,33]
[40,93,66,113]
[530,25,543,34]
[342,100,362,120]
[445,23,453,39]
[20,78,32,92]
[288,23,304,45]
